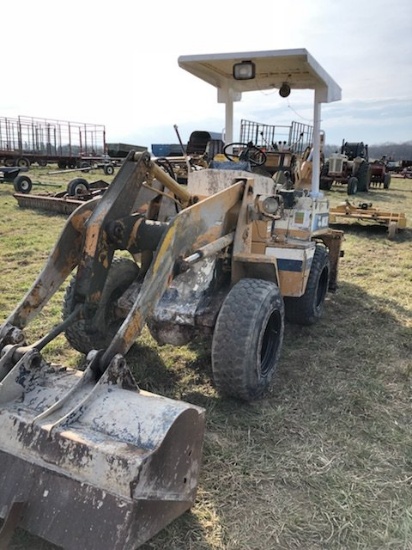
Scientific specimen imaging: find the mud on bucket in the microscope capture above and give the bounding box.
[0,352,205,550]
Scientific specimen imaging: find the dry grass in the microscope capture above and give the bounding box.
[1,167,411,550]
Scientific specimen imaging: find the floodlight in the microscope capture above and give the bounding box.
[233,61,256,80]
[261,196,280,215]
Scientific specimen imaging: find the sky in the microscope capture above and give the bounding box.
[2,0,411,151]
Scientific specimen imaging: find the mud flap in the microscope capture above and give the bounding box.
[0,351,205,549]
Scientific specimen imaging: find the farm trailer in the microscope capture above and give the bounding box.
[0,115,107,169]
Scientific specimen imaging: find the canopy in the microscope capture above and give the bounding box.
[178,49,341,103]
[178,49,342,194]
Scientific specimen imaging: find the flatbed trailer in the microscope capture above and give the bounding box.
[0,115,107,168]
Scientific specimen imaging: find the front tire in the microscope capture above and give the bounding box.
[284,245,330,325]
[319,162,333,190]
[347,176,358,195]
[63,257,139,354]
[211,278,284,401]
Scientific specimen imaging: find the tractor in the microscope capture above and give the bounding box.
[320,140,371,194]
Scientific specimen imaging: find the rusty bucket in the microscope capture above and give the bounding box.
[0,350,205,549]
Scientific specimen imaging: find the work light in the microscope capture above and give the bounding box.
[233,61,256,80]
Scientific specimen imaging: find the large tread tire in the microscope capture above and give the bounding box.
[284,245,330,326]
[211,278,284,402]
[383,173,391,189]
[63,257,139,354]
[356,162,371,192]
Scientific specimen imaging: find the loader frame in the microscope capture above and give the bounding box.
[0,48,343,549]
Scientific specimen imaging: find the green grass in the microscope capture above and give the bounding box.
[1,167,411,550]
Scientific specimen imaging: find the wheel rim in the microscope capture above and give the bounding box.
[73,184,88,196]
[260,309,282,377]
[21,181,30,192]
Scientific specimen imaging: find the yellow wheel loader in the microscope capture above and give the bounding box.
[0,49,343,549]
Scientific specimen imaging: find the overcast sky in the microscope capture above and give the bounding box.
[3,0,411,149]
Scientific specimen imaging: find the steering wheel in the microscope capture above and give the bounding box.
[223,142,267,167]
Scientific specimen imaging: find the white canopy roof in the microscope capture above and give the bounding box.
[178,49,341,104]
[178,49,342,195]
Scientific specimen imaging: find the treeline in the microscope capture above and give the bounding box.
[324,141,412,161]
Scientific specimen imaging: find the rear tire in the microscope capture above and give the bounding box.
[383,173,391,189]
[211,278,284,401]
[63,257,139,354]
[356,162,371,192]
[284,245,330,325]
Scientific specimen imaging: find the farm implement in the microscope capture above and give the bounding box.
[329,200,407,238]
[14,177,110,215]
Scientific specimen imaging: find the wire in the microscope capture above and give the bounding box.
[287,99,322,123]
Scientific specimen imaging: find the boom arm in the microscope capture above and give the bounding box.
[0,152,244,377]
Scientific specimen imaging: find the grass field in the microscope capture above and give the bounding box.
[1,166,411,550]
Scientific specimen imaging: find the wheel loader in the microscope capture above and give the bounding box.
[0,49,343,549]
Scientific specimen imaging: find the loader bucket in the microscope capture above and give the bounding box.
[0,350,205,549]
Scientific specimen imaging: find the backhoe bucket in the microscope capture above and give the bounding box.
[0,350,205,549]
